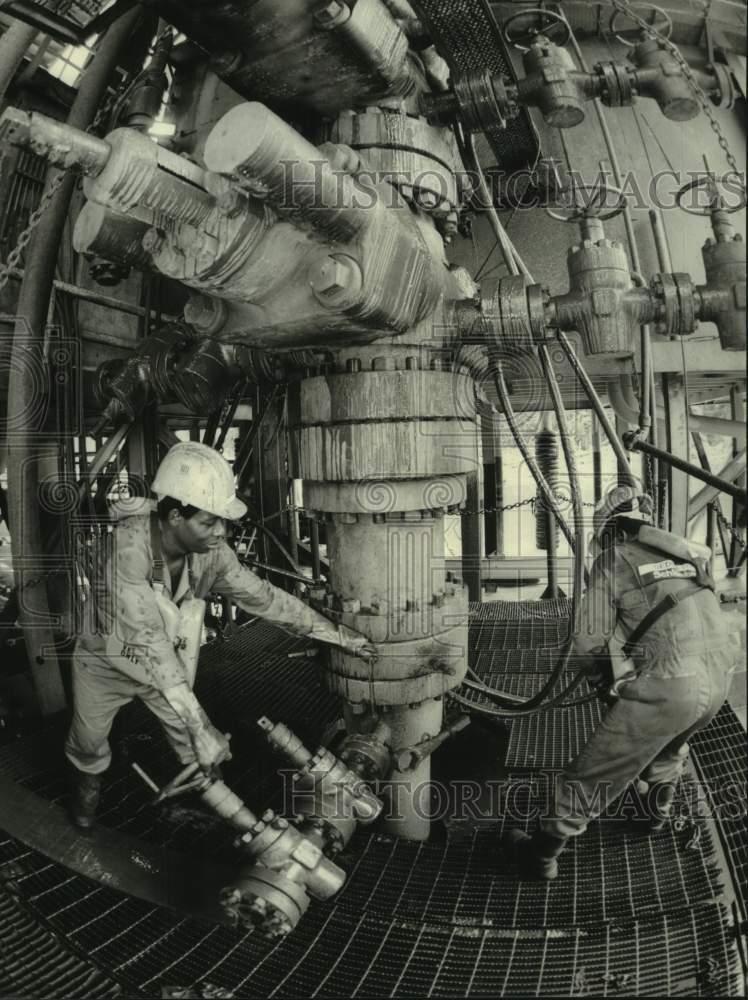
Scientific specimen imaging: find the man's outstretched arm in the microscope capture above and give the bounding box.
[210,543,376,659]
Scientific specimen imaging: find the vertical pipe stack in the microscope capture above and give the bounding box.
[290,354,476,839]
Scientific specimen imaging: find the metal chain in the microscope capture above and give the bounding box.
[0,169,69,293]
[715,505,745,550]
[609,0,744,185]
[258,495,598,519]
[0,64,133,294]
[462,497,536,516]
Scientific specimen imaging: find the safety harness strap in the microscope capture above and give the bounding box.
[149,510,165,587]
[621,585,708,657]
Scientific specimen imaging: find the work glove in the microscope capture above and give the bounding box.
[335,623,378,663]
[162,681,232,775]
[189,721,232,776]
[307,616,378,662]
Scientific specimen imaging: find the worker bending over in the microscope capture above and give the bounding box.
[505,485,735,879]
[66,442,375,829]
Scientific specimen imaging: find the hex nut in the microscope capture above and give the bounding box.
[309,254,363,307]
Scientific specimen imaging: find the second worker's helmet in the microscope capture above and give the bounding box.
[592,484,653,544]
[152,441,247,520]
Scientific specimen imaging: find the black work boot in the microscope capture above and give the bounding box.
[503,828,568,881]
[645,781,677,833]
[69,769,102,831]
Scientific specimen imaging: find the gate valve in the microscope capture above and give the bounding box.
[504,9,590,129]
[541,184,656,355]
[131,759,345,940]
[609,4,726,120]
[667,173,746,351]
[422,5,729,132]
[226,808,346,939]
[298,748,383,824]
[258,717,387,824]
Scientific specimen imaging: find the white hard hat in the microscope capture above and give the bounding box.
[152,442,247,521]
[592,484,653,544]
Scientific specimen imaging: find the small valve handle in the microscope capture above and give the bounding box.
[608,3,673,47]
[546,182,626,224]
[501,8,570,52]
[674,174,745,217]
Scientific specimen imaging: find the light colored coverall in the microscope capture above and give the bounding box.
[540,537,736,839]
[65,500,342,774]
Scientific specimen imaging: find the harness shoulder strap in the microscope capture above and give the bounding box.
[149,511,165,588]
[622,585,708,656]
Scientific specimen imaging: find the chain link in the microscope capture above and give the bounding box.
[715,505,745,550]
[0,68,132,294]
[0,169,69,293]
[609,0,744,185]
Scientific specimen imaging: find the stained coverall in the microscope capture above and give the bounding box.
[65,499,353,774]
[540,535,736,839]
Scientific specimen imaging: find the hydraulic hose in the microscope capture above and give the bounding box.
[556,332,638,489]
[466,347,588,716]
[6,5,147,715]
[539,343,584,617]
[493,364,576,551]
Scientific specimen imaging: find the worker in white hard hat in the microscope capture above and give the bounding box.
[65,441,376,830]
[505,483,736,880]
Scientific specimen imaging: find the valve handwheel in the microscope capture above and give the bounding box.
[501,7,571,51]
[609,3,673,47]
[545,182,627,224]
[675,174,746,216]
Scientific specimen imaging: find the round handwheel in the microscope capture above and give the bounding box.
[675,174,746,215]
[501,7,571,52]
[609,3,673,47]
[545,183,627,223]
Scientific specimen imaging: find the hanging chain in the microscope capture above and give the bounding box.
[258,494,601,520]
[0,169,69,293]
[0,66,133,294]
[715,506,745,551]
[609,0,744,186]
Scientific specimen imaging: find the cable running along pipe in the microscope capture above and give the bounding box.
[556,333,638,488]
[465,351,588,716]
[493,363,576,551]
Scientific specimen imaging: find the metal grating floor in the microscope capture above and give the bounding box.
[690,705,748,923]
[0,603,744,997]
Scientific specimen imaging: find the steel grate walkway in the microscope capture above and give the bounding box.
[0,603,744,997]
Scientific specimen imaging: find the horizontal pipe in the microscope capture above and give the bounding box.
[4,267,154,318]
[688,450,747,520]
[627,437,748,507]
[1,108,111,174]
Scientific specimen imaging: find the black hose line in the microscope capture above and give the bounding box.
[493,364,576,551]
[462,347,587,716]
[556,332,639,489]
